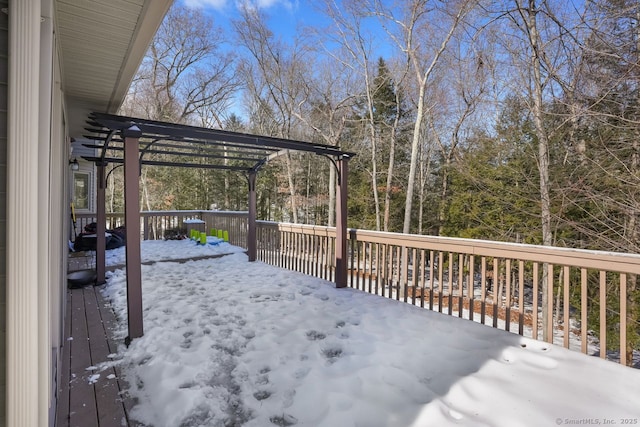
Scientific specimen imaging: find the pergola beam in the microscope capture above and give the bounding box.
[89,112,352,157]
[83,134,281,155]
[82,144,266,163]
[82,156,253,171]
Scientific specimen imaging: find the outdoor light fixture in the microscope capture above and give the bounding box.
[69,158,79,171]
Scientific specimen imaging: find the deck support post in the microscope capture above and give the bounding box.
[247,171,257,262]
[335,156,350,288]
[123,126,144,340]
[96,163,106,285]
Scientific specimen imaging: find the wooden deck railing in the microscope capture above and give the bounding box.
[75,210,247,246]
[256,222,640,367]
[74,210,640,367]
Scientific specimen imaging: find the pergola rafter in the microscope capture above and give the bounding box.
[83,112,354,343]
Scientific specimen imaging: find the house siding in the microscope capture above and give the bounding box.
[0,1,8,424]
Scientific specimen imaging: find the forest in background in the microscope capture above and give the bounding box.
[104,0,640,361]
[110,0,640,252]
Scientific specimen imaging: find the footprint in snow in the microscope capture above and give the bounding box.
[253,390,272,401]
[306,330,326,341]
[322,346,343,363]
[270,414,298,426]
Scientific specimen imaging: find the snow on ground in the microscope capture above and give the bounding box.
[105,237,245,267]
[99,240,640,427]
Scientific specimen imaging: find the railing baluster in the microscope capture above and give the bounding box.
[620,273,627,366]
[361,241,366,292]
[493,258,499,329]
[438,252,444,313]
[533,262,539,340]
[375,243,380,296]
[600,270,607,358]
[429,250,435,311]
[581,268,587,354]
[402,247,409,303]
[563,265,570,349]
[395,246,401,301]
[314,235,320,279]
[448,252,454,316]
[365,242,371,293]
[319,234,325,279]
[458,253,464,318]
[481,257,487,325]
[294,232,300,272]
[306,232,312,275]
[546,263,555,344]
[411,249,418,306]
[387,245,393,299]
[505,259,511,332]
[419,249,425,308]
[518,260,524,336]
[469,255,475,321]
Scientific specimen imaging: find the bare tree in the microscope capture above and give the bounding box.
[430,37,488,235]
[123,4,238,124]
[120,3,240,211]
[292,57,358,226]
[365,0,476,234]
[317,0,386,230]
[233,5,312,223]
[498,0,587,340]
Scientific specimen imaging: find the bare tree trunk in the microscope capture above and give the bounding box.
[140,169,155,238]
[108,167,115,213]
[403,84,426,235]
[383,84,403,232]
[383,134,395,232]
[628,4,640,365]
[306,157,311,223]
[523,0,554,341]
[224,146,230,209]
[418,130,434,234]
[285,152,298,223]
[328,166,336,227]
[370,127,381,231]
[438,155,452,236]
[401,2,468,235]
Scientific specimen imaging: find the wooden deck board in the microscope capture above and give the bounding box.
[95,287,146,427]
[68,288,99,427]
[84,286,128,427]
[56,285,141,427]
[55,287,73,427]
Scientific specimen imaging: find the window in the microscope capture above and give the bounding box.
[73,172,90,210]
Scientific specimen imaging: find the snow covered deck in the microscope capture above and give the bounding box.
[58,239,640,427]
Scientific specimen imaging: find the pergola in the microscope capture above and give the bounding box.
[83,112,354,342]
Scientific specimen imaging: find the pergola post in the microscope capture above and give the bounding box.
[96,163,106,285]
[335,156,349,288]
[123,125,143,341]
[247,171,257,262]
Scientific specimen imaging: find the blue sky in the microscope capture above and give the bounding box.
[180,0,325,40]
